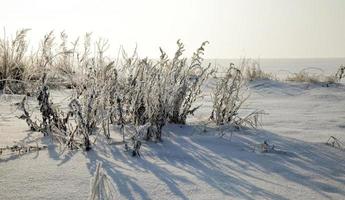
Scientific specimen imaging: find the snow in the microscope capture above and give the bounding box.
[1,78,345,199]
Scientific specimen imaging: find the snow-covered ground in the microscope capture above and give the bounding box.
[1,79,345,199]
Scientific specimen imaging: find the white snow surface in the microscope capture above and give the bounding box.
[1,79,345,200]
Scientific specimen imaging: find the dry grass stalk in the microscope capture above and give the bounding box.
[326,136,344,151]
[286,66,345,85]
[210,64,264,128]
[241,58,273,81]
[89,162,117,200]
[0,29,30,94]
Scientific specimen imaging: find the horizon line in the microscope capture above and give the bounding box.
[204,57,345,60]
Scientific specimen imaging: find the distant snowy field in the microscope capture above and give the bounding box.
[211,58,345,77]
[1,59,345,200]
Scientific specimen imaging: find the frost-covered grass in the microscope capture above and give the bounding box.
[0,30,260,152]
[286,66,345,85]
[0,29,31,94]
[240,58,275,81]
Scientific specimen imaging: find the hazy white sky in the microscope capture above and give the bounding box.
[0,0,344,58]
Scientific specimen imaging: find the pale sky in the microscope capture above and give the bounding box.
[0,0,344,58]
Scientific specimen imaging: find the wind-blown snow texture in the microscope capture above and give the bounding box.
[1,79,345,199]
